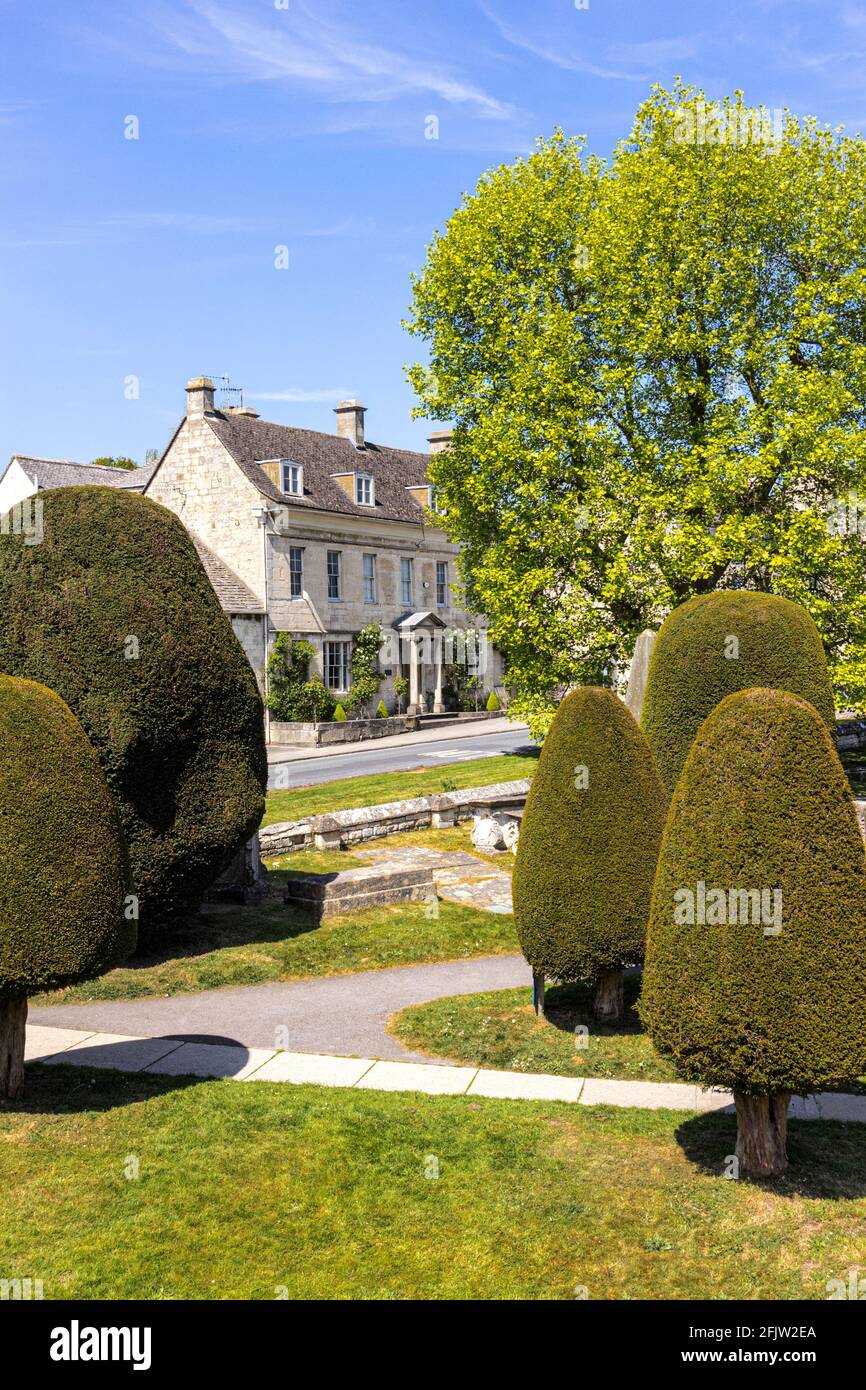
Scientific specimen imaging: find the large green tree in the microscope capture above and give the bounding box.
[406,84,866,736]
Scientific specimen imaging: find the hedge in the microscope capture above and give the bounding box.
[513,686,666,989]
[641,591,836,792]
[0,675,133,994]
[640,688,866,1095]
[0,486,267,944]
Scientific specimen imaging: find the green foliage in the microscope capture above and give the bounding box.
[344,623,384,714]
[333,703,347,722]
[406,83,866,735]
[513,687,666,981]
[642,590,836,792]
[443,664,480,711]
[0,676,134,993]
[0,486,267,944]
[486,689,501,712]
[640,688,866,1093]
[375,700,389,719]
[90,456,138,471]
[266,635,335,722]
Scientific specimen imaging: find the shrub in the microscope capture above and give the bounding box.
[513,687,666,1022]
[393,676,409,712]
[375,700,389,719]
[266,636,335,722]
[640,688,866,1178]
[333,703,347,722]
[486,689,501,712]
[0,676,134,1096]
[641,591,836,792]
[0,486,267,945]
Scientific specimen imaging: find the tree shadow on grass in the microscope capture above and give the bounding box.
[541,974,645,1038]
[675,1109,866,1199]
[11,1033,263,1114]
[121,895,319,971]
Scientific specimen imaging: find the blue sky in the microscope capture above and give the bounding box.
[2,0,865,466]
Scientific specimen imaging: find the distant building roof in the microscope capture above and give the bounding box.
[9,455,153,491]
[202,413,432,523]
[190,535,264,616]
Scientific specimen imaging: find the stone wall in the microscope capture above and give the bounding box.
[269,714,419,747]
[260,779,531,855]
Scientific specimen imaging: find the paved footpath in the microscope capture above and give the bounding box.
[29,954,532,1063]
[23,1021,866,1122]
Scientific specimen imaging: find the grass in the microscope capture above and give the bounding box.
[35,825,517,1007]
[264,749,538,825]
[389,977,682,1082]
[4,1063,866,1299]
[390,979,866,1095]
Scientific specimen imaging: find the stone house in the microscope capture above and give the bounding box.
[0,455,153,514]
[144,377,500,721]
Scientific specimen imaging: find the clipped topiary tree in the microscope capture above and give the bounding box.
[0,676,134,1097]
[640,688,866,1179]
[375,700,388,719]
[641,591,836,792]
[0,487,267,945]
[513,686,666,1022]
[333,703,347,722]
[486,689,501,712]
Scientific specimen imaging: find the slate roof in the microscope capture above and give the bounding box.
[190,536,264,616]
[204,413,431,523]
[10,456,147,489]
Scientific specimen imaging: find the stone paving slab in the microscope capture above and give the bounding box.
[357,844,514,914]
[468,1069,584,1103]
[579,1078,707,1111]
[145,1042,276,1080]
[27,1024,866,1122]
[249,1051,377,1087]
[24,1026,96,1060]
[356,1060,477,1095]
[41,1034,184,1072]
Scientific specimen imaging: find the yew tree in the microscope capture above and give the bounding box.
[407,83,866,737]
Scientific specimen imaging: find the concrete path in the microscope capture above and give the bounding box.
[29,954,532,1063]
[23,1022,866,1122]
[268,720,534,789]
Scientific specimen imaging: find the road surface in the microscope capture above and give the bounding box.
[268,724,536,789]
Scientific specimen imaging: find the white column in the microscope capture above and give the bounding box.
[407,635,422,716]
[433,631,445,713]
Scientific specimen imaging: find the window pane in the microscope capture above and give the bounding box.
[436,561,447,606]
[401,557,412,607]
[325,640,350,690]
[327,551,341,600]
[290,547,303,599]
[363,554,376,603]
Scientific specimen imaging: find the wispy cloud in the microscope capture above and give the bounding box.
[96,0,515,120]
[477,0,702,81]
[246,387,355,404]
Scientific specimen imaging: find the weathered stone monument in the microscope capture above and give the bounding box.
[624,629,657,721]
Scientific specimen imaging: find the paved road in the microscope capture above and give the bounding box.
[268,726,536,790]
[29,954,531,1064]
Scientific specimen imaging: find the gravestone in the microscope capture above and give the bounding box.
[624,629,657,721]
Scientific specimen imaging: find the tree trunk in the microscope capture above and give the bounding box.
[593,967,624,1025]
[532,970,545,1017]
[734,1092,790,1179]
[0,994,27,1100]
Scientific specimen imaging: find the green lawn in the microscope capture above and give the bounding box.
[264,750,538,825]
[4,1064,865,1299]
[389,977,682,1082]
[36,826,518,1006]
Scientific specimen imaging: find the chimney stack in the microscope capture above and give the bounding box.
[334,399,366,449]
[186,376,215,416]
[428,429,453,455]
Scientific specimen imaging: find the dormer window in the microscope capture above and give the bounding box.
[355,473,374,506]
[281,461,303,496]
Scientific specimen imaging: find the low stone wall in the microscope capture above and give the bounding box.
[269,714,419,747]
[260,778,531,856]
[283,863,435,920]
